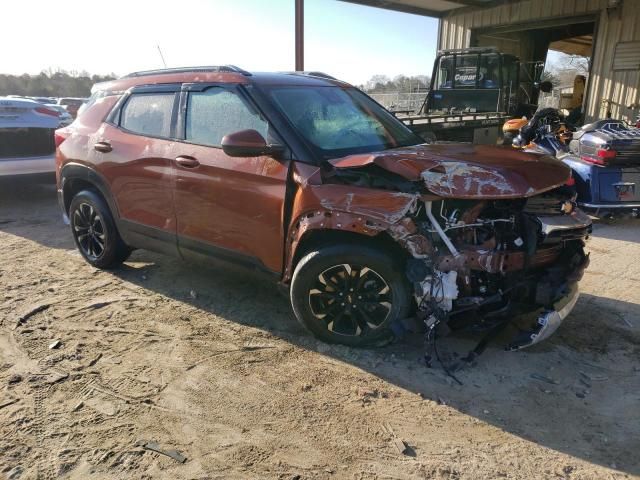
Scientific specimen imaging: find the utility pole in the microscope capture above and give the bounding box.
[295,0,304,71]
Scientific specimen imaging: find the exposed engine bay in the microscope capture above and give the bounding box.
[317,149,592,356]
[406,190,590,353]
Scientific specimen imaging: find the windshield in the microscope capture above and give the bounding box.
[266,86,423,160]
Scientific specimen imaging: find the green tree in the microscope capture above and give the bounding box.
[0,69,117,97]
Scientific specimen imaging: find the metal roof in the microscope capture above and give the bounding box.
[340,0,502,17]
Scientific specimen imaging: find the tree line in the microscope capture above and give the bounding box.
[0,69,117,98]
[361,55,589,94]
[360,74,430,93]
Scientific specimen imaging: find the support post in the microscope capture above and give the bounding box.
[295,0,304,71]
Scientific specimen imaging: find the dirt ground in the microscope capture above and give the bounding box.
[0,179,639,480]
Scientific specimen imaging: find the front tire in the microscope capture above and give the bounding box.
[290,244,411,347]
[69,190,131,269]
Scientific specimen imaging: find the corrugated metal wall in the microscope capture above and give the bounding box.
[440,0,640,122]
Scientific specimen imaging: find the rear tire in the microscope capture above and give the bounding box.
[69,190,131,269]
[290,244,411,347]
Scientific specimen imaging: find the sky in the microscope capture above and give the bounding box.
[1,0,438,85]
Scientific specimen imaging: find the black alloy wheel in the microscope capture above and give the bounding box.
[290,244,411,347]
[308,264,392,337]
[69,189,131,269]
[73,202,106,260]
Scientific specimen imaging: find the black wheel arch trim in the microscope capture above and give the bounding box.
[59,163,121,221]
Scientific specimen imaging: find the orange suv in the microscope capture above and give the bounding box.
[56,66,591,349]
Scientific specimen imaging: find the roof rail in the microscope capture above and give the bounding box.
[437,47,500,55]
[289,71,337,80]
[122,65,252,78]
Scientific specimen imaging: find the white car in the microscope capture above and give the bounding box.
[0,97,60,179]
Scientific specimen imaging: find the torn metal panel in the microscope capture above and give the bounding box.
[508,286,580,350]
[387,218,434,259]
[422,162,519,198]
[317,190,419,224]
[282,163,426,280]
[329,143,571,199]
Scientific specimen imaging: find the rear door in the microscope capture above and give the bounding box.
[94,85,180,255]
[173,83,290,274]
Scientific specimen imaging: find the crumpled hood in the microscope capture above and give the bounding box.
[328,143,571,199]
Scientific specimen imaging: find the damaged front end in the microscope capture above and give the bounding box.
[311,144,592,350]
[406,193,590,351]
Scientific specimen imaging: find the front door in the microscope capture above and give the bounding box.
[173,84,289,274]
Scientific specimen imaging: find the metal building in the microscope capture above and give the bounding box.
[345,0,640,123]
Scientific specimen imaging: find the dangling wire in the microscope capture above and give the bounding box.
[433,326,463,386]
[419,273,463,386]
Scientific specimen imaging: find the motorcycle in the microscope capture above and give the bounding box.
[512,108,640,216]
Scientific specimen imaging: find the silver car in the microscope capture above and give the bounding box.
[0,97,59,179]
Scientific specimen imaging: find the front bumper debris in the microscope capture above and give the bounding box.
[508,285,580,350]
[537,209,592,236]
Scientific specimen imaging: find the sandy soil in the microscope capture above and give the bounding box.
[0,179,639,480]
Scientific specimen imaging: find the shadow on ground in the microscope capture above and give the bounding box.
[109,248,640,476]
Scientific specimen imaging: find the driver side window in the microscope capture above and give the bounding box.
[185,87,269,147]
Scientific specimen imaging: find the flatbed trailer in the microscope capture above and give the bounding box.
[399,111,509,144]
[392,47,549,144]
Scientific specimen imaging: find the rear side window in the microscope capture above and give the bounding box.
[120,93,174,138]
[185,87,268,147]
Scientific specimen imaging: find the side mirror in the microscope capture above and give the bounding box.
[538,81,553,93]
[221,129,284,158]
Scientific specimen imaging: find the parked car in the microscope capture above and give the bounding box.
[57,97,85,118]
[56,66,591,349]
[0,96,59,179]
[31,96,57,104]
[45,104,73,127]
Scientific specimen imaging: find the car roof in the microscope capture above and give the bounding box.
[91,66,351,94]
[0,96,40,107]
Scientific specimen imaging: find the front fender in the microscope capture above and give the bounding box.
[282,182,423,282]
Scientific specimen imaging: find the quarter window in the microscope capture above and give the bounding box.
[120,93,175,138]
[185,87,268,147]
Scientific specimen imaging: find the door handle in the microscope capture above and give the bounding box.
[175,155,200,168]
[94,141,112,153]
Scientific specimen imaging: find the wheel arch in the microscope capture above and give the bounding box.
[60,163,119,219]
[285,225,410,285]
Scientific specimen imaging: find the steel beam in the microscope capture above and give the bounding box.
[295,0,304,71]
